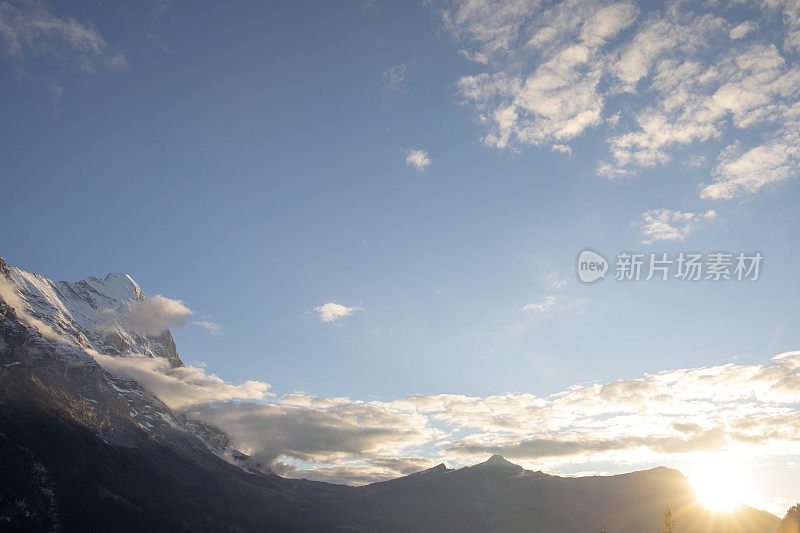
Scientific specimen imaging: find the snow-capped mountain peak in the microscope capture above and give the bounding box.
[6,264,181,366]
[0,256,262,478]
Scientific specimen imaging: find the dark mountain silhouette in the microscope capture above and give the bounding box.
[338,456,778,532]
[0,257,781,531]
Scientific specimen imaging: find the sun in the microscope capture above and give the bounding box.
[688,457,749,512]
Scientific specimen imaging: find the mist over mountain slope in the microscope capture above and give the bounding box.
[0,257,781,531]
[0,256,356,530]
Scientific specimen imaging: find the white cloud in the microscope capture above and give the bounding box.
[118,295,193,336]
[91,352,271,410]
[79,346,800,504]
[314,301,361,323]
[441,0,537,62]
[434,0,800,199]
[445,0,636,149]
[383,62,408,92]
[701,138,800,199]
[606,30,800,190]
[551,144,572,154]
[730,21,757,40]
[396,351,800,470]
[193,320,222,335]
[522,294,589,313]
[759,0,800,52]
[639,208,716,244]
[0,0,123,71]
[10,273,800,494]
[272,457,439,485]
[187,400,436,466]
[456,73,521,105]
[204,349,800,488]
[404,149,431,171]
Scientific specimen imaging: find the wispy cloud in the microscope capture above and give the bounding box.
[314,301,361,323]
[383,62,408,92]
[187,350,800,488]
[405,149,431,171]
[701,139,800,200]
[144,31,170,52]
[551,144,572,154]
[193,320,222,335]
[639,209,716,244]
[435,0,800,199]
[0,0,124,72]
[91,352,271,409]
[444,0,636,149]
[522,294,589,313]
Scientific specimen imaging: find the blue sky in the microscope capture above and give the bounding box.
[2,0,800,514]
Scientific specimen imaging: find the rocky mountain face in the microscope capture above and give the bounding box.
[0,257,782,532]
[0,256,261,465]
[5,261,181,366]
[0,256,351,531]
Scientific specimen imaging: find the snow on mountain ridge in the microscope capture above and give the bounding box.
[0,256,280,483]
[7,265,182,367]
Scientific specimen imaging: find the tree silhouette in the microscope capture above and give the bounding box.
[662,505,677,533]
[780,503,800,533]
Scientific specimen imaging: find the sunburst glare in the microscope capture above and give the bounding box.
[688,456,751,513]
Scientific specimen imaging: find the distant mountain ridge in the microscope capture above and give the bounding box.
[343,456,777,532]
[0,257,781,531]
